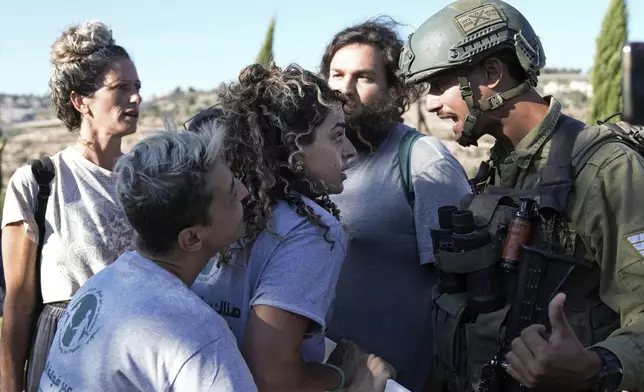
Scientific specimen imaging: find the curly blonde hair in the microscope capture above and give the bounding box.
[212,63,345,249]
[49,20,131,131]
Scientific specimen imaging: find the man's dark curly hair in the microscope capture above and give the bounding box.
[319,16,419,122]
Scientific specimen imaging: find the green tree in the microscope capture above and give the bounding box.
[256,17,276,68]
[587,0,628,124]
[171,86,184,98]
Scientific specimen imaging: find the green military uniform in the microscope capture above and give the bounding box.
[489,96,644,391]
[397,0,644,391]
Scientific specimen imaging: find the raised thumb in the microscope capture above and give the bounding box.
[548,292,572,335]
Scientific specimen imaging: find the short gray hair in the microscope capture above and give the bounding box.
[115,119,226,254]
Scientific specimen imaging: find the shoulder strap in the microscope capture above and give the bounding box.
[398,129,424,207]
[539,117,638,216]
[571,122,638,178]
[538,115,586,216]
[28,156,55,305]
[23,156,55,386]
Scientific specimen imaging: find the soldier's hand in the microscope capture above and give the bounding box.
[505,293,603,391]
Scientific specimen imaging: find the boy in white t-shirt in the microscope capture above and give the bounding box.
[39,123,257,391]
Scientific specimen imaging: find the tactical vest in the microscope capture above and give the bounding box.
[428,115,636,392]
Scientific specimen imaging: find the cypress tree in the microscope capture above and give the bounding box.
[587,0,628,124]
[256,17,276,68]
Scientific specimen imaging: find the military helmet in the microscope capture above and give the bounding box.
[399,0,546,87]
[399,0,546,147]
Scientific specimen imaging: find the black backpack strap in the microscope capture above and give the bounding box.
[28,156,55,305]
[538,115,586,216]
[398,129,424,207]
[23,156,54,386]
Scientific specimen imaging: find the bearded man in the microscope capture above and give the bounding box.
[319,18,472,392]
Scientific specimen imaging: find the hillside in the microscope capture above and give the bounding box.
[0,71,591,185]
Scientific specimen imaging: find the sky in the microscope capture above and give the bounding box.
[1,0,643,99]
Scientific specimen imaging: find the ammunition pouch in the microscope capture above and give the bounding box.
[431,286,472,392]
[436,242,499,274]
[431,286,511,392]
[431,191,618,391]
[432,216,508,391]
[429,115,623,391]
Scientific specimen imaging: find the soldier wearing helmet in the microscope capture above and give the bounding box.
[400,0,544,148]
[400,1,644,392]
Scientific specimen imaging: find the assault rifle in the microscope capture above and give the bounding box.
[478,242,593,392]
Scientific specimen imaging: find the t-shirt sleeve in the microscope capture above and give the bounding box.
[250,222,347,335]
[1,165,40,244]
[171,336,258,392]
[410,136,473,265]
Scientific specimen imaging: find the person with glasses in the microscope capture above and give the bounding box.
[0,20,141,392]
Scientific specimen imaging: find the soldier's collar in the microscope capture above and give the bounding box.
[492,96,562,170]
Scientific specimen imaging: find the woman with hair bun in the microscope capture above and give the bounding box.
[191,63,396,392]
[0,20,142,392]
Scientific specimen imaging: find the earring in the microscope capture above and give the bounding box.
[293,160,304,173]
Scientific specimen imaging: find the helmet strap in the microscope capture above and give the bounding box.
[456,76,534,147]
[458,76,481,147]
[479,81,534,112]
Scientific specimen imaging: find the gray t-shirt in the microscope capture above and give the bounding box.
[39,251,258,392]
[191,196,347,363]
[328,123,472,391]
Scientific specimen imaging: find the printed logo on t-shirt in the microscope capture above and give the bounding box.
[57,288,104,355]
[43,360,74,392]
[195,255,221,283]
[58,198,136,283]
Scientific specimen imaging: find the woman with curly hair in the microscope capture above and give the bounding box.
[190,63,395,391]
[1,20,141,392]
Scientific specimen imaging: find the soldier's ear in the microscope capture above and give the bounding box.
[481,57,504,89]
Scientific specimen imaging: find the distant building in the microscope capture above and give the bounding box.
[0,108,35,123]
[542,79,593,97]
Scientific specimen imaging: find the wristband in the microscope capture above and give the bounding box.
[323,362,346,391]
